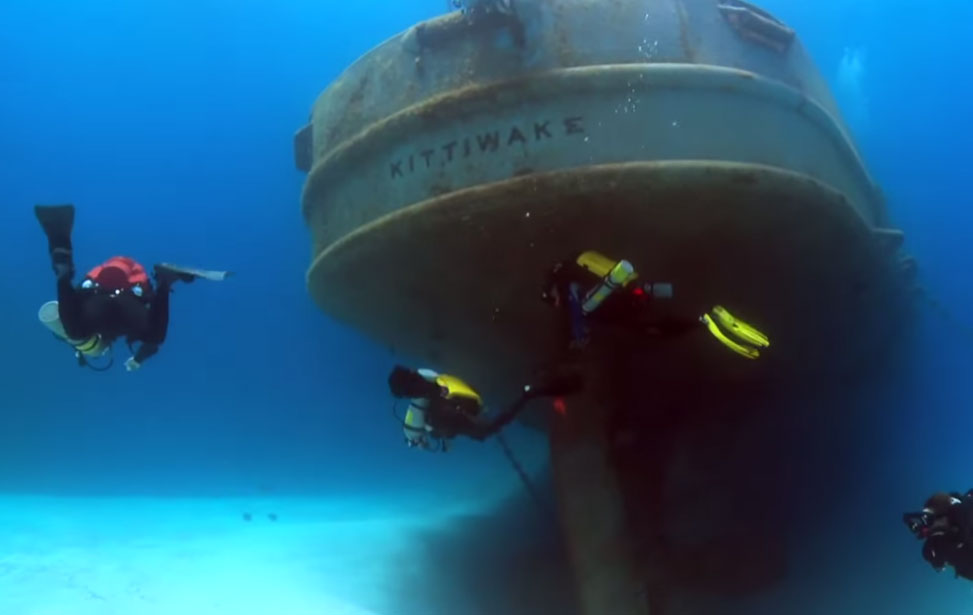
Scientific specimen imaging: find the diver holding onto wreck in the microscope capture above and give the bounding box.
[35,204,231,371]
[541,250,770,359]
[904,490,973,581]
[388,364,583,451]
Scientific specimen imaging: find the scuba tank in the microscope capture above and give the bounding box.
[643,282,673,299]
[575,251,674,313]
[403,396,433,449]
[401,368,440,449]
[37,301,109,359]
[394,368,484,450]
[577,251,638,315]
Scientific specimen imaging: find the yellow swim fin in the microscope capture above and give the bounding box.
[701,313,761,359]
[711,306,770,349]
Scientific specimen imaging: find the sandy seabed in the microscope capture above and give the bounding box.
[0,494,476,615]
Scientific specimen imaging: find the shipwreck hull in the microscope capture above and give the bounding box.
[310,158,903,405]
[296,1,915,612]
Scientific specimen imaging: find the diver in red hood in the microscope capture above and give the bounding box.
[35,204,231,372]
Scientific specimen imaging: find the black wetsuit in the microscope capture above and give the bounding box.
[36,204,176,365]
[923,491,973,580]
[57,275,172,364]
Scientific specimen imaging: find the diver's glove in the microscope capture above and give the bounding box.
[124,357,142,372]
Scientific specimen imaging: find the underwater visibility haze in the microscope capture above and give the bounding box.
[1,0,973,613]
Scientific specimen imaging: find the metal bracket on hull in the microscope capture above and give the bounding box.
[411,1,526,52]
[718,0,795,54]
[294,122,313,173]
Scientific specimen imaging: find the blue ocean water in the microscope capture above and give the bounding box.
[1,0,972,613]
[1,0,450,496]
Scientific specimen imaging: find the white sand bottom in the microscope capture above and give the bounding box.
[0,494,486,615]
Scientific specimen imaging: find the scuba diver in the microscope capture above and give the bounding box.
[388,364,583,451]
[34,204,232,371]
[541,250,770,359]
[904,490,973,580]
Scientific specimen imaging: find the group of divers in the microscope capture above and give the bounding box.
[33,203,973,583]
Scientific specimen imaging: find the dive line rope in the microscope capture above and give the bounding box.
[496,433,557,522]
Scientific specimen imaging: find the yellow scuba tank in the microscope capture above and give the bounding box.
[575,251,638,315]
[402,370,484,449]
[37,301,108,358]
[435,374,483,409]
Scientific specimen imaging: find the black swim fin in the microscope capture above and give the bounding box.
[35,204,75,279]
[155,262,233,284]
[34,204,75,244]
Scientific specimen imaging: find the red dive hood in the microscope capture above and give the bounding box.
[85,256,150,291]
